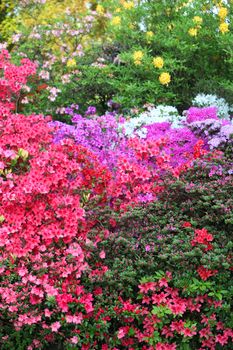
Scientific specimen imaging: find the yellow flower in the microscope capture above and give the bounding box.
[115,7,121,13]
[111,16,121,25]
[133,51,143,61]
[146,31,154,37]
[159,72,171,85]
[188,27,198,36]
[134,59,142,65]
[219,22,229,34]
[96,4,104,15]
[193,16,203,25]
[146,31,154,39]
[123,1,134,10]
[153,56,164,69]
[218,7,228,19]
[66,58,76,68]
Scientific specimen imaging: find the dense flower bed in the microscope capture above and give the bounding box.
[51,103,233,170]
[0,51,232,350]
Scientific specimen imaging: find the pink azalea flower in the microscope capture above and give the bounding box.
[51,322,61,333]
[99,250,106,259]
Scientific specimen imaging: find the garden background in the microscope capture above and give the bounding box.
[0,1,232,349]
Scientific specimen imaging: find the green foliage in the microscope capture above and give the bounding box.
[6,0,232,117]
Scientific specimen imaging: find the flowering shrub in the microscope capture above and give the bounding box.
[50,111,175,210]
[103,273,233,350]
[192,93,233,119]
[188,119,233,150]
[0,49,37,115]
[51,105,214,193]
[53,104,233,167]
[0,136,112,349]
[185,106,233,152]
[52,104,214,174]
[0,53,176,348]
[123,105,182,138]
[89,152,233,349]
[0,51,113,349]
[50,106,126,170]
[0,0,16,42]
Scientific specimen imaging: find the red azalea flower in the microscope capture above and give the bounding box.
[182,221,192,228]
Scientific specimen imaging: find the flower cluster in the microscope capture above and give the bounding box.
[186,106,233,150]
[192,93,233,119]
[53,104,208,175]
[159,72,171,86]
[122,105,181,139]
[51,107,126,170]
[92,272,233,349]
[0,49,37,114]
[191,228,214,252]
[153,56,164,69]
[218,6,229,34]
[133,50,144,65]
[52,106,192,210]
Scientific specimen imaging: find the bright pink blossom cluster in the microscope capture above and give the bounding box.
[0,49,36,115]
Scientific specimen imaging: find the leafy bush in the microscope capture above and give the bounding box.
[7,0,233,116]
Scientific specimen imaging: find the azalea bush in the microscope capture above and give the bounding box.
[0,50,114,349]
[2,0,107,45]
[88,152,233,349]
[86,0,233,112]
